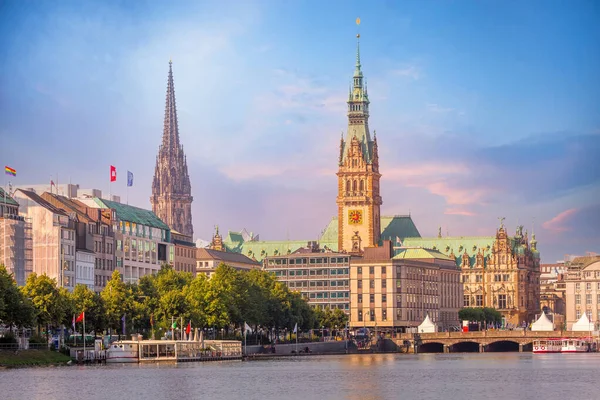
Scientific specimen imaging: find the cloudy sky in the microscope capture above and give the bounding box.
[1,0,598,263]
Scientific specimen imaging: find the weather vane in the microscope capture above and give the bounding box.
[356,17,361,38]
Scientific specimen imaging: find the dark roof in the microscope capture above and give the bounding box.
[17,189,67,215]
[41,193,93,223]
[197,248,261,266]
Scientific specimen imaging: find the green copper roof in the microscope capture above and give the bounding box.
[319,215,421,245]
[94,198,169,230]
[0,188,19,207]
[393,247,455,261]
[402,236,495,267]
[222,215,421,263]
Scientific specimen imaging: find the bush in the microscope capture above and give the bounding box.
[29,334,47,345]
[0,334,17,344]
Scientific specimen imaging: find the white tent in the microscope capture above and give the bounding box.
[531,312,554,331]
[418,314,437,333]
[571,313,594,331]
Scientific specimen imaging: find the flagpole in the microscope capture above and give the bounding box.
[244,323,247,357]
[83,312,86,361]
[171,316,174,340]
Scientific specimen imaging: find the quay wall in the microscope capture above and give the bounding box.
[245,340,353,355]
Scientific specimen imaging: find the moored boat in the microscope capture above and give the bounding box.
[561,338,592,353]
[532,339,562,354]
[106,340,140,363]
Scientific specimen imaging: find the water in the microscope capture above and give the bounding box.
[1,353,599,400]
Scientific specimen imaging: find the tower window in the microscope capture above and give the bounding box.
[353,180,357,191]
[360,180,364,191]
[346,180,351,192]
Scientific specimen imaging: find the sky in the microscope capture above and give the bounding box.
[0,0,598,263]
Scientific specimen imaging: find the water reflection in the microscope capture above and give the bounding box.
[3,353,600,400]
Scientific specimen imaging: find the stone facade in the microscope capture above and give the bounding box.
[565,255,600,330]
[172,231,196,275]
[349,241,461,332]
[337,34,381,254]
[151,61,194,238]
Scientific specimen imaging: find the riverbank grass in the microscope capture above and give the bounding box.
[0,349,71,367]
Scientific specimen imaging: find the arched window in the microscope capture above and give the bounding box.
[359,180,364,191]
[352,180,357,191]
[346,180,351,192]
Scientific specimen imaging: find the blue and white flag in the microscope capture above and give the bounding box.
[127,171,134,187]
[293,323,298,334]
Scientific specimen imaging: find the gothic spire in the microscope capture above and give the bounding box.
[162,60,181,153]
[152,60,194,238]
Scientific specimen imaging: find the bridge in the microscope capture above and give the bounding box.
[391,330,595,353]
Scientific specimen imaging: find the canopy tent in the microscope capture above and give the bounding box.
[418,314,437,333]
[531,312,554,331]
[571,313,594,332]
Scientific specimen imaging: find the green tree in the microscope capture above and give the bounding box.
[22,273,67,339]
[71,284,106,335]
[0,265,36,331]
[101,270,135,336]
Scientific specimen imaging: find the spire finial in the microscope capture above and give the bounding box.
[355,17,361,69]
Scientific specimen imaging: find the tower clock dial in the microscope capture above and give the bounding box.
[348,210,363,225]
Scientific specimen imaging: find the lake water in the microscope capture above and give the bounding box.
[1,353,599,400]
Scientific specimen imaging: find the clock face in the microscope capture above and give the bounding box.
[348,210,363,225]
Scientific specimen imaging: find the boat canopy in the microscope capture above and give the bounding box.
[531,312,554,331]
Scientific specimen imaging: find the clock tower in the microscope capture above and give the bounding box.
[337,28,382,254]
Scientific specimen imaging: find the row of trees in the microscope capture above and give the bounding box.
[0,264,348,340]
[458,307,503,324]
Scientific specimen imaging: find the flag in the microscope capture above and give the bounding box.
[127,171,134,187]
[121,314,126,335]
[4,166,16,177]
[186,321,191,335]
[72,314,76,330]
[51,180,55,187]
[110,165,117,182]
[75,311,85,323]
[150,314,154,327]
[244,322,252,334]
[396,237,402,246]
[172,321,177,329]
[293,322,298,334]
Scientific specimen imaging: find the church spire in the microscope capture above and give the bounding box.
[152,60,194,238]
[162,60,181,152]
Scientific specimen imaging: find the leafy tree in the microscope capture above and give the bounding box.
[71,284,106,335]
[458,307,502,325]
[0,265,36,330]
[22,273,67,338]
[101,270,135,336]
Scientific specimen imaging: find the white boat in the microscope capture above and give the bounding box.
[532,339,562,354]
[561,338,591,353]
[106,340,140,363]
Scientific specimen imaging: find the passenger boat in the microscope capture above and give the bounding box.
[532,339,562,354]
[561,338,592,353]
[106,340,140,363]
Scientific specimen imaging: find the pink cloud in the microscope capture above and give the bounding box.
[542,208,579,233]
[444,208,477,216]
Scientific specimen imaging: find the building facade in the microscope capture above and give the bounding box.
[404,224,541,326]
[172,231,196,275]
[82,198,173,284]
[0,188,32,285]
[14,189,76,290]
[349,241,461,332]
[336,33,381,254]
[264,242,351,312]
[41,193,116,292]
[565,254,600,330]
[151,60,194,238]
[540,262,567,328]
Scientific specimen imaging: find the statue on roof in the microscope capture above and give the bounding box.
[438,226,442,238]
[498,216,505,228]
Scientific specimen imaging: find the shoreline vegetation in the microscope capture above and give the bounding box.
[1,263,348,356]
[0,349,71,368]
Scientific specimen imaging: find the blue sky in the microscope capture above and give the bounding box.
[0,0,598,262]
